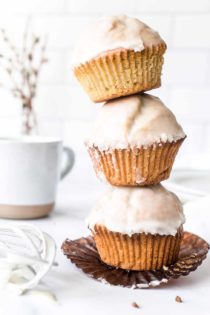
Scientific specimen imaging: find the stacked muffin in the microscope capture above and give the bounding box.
[72,15,186,270]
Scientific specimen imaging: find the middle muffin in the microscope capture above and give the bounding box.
[86,93,186,186]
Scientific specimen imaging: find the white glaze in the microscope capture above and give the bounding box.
[86,184,185,236]
[85,93,185,150]
[72,15,165,66]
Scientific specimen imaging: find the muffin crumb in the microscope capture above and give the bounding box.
[175,296,183,303]
[132,302,140,308]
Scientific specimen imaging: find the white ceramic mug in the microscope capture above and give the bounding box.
[0,136,74,219]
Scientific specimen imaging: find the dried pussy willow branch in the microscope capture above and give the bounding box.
[0,24,48,134]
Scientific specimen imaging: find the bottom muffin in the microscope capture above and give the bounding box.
[92,224,183,270]
[86,185,185,271]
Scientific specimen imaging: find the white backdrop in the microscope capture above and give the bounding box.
[0,0,209,166]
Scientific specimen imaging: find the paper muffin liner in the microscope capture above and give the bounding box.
[87,138,184,186]
[62,232,209,288]
[92,224,183,271]
[74,43,166,102]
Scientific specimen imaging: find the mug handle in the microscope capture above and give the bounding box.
[60,146,75,180]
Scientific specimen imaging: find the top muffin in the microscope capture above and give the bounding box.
[72,15,165,66]
[72,15,167,102]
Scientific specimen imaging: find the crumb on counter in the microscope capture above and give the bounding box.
[132,302,140,308]
[175,296,183,303]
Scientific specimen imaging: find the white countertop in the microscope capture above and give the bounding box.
[1,153,210,315]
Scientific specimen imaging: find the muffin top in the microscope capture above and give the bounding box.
[85,93,185,149]
[86,184,185,236]
[72,15,165,67]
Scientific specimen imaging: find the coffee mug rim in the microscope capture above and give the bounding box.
[0,136,62,144]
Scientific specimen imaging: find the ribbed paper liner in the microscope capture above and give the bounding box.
[92,225,183,271]
[88,139,184,186]
[74,44,166,102]
[61,232,209,288]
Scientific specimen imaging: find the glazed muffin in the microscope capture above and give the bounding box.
[72,15,167,102]
[86,185,185,271]
[85,93,186,186]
